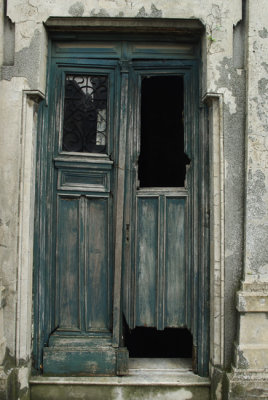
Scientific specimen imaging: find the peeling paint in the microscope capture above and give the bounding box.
[247,169,266,218]
[68,2,85,16]
[258,27,268,38]
[258,78,268,99]
[247,224,268,276]
[150,4,162,17]
[261,62,268,73]
[136,4,162,18]
[18,366,28,391]
[237,349,249,369]
[1,29,45,90]
[217,87,237,114]
[136,6,146,17]
[215,381,222,400]
[90,8,110,17]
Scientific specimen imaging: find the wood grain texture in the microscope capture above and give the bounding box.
[43,347,116,375]
[135,196,158,327]
[57,196,80,330]
[85,197,110,331]
[134,194,187,330]
[165,197,186,327]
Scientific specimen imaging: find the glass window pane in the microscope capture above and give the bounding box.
[62,75,108,153]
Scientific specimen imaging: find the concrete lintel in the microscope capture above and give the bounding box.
[45,17,205,35]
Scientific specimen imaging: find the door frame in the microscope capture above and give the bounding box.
[33,31,210,376]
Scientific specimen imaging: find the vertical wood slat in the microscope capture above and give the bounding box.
[112,63,128,347]
[57,196,80,330]
[157,195,165,330]
[85,197,110,331]
[135,197,158,327]
[165,197,186,327]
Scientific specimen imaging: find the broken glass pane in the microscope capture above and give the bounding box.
[138,75,190,187]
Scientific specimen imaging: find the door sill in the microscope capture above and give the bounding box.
[128,357,192,376]
[30,358,210,387]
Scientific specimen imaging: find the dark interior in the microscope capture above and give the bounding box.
[138,75,190,187]
[124,325,193,358]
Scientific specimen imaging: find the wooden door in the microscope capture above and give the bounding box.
[125,70,188,331]
[33,38,209,377]
[35,50,123,375]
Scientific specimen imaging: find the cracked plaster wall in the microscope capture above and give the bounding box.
[226,2,268,395]
[244,0,268,281]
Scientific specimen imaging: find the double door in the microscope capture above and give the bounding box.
[34,39,209,376]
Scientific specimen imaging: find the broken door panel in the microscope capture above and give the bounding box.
[134,192,187,330]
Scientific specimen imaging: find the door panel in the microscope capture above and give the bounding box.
[135,196,158,328]
[57,195,80,330]
[56,193,112,334]
[165,196,186,327]
[85,197,110,332]
[134,191,187,330]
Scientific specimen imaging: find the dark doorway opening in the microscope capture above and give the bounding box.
[138,75,190,188]
[124,325,193,358]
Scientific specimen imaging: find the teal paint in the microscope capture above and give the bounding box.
[135,196,158,328]
[165,197,186,327]
[33,36,209,377]
[43,347,116,376]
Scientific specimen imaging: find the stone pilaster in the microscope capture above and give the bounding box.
[227,0,268,398]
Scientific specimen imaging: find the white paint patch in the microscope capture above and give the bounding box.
[258,263,268,277]
[128,388,193,400]
[18,366,29,391]
[112,386,124,400]
[215,381,222,399]
[218,87,237,114]
[225,248,234,257]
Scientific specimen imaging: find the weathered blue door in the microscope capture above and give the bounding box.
[34,38,209,377]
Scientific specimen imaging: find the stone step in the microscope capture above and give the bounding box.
[30,358,210,399]
[30,374,210,399]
